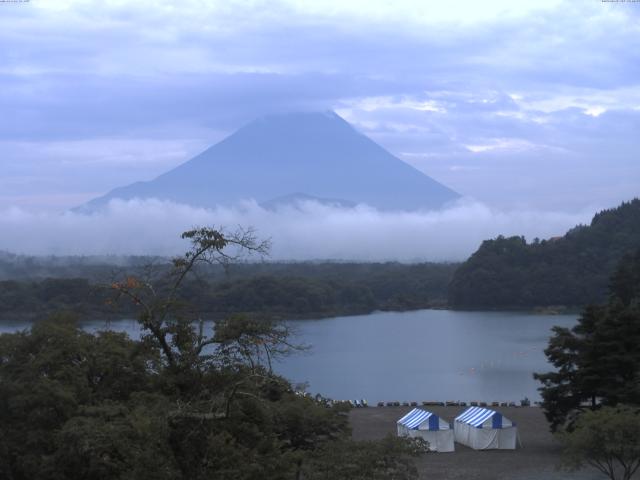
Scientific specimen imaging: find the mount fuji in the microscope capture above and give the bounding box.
[79,111,459,212]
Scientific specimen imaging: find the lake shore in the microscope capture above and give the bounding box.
[2,310,578,402]
[350,406,599,480]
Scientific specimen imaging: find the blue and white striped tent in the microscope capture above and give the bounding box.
[454,407,517,450]
[397,408,454,452]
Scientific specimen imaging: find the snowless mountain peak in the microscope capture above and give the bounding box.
[80,111,459,212]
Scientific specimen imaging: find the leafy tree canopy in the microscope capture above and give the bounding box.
[0,227,425,480]
[450,199,640,308]
[559,405,640,480]
[535,247,640,431]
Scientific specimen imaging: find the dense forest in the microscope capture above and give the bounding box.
[535,247,640,430]
[0,258,457,321]
[449,199,640,309]
[534,248,640,480]
[2,199,639,320]
[0,228,426,480]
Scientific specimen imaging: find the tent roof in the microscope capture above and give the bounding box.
[455,406,510,427]
[397,408,436,429]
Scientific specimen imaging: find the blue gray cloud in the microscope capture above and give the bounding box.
[0,198,595,261]
[0,0,638,213]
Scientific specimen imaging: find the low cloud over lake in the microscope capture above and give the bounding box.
[0,198,596,261]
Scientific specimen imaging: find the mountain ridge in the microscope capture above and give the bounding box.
[79,111,459,212]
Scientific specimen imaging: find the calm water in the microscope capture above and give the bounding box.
[0,309,576,403]
[278,309,577,403]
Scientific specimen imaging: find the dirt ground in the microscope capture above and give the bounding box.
[349,406,605,480]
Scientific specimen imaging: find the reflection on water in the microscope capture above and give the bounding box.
[1,309,576,403]
[277,309,577,403]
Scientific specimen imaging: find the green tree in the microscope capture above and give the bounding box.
[450,199,640,308]
[0,313,156,480]
[0,227,426,480]
[302,435,428,480]
[559,405,640,480]
[535,248,640,430]
[109,226,270,377]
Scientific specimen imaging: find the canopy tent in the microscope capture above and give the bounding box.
[397,408,454,452]
[454,406,517,450]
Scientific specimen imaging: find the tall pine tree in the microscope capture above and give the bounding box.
[535,248,640,431]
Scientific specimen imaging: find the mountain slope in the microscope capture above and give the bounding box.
[448,199,640,308]
[80,111,459,212]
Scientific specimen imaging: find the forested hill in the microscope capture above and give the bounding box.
[448,199,640,309]
[0,261,458,321]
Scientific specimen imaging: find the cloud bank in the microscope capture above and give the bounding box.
[1,0,639,212]
[0,199,597,261]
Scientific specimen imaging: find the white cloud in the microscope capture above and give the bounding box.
[0,138,208,167]
[340,96,446,114]
[0,198,596,261]
[448,165,480,172]
[1,0,639,214]
[509,86,640,114]
[31,0,564,28]
[583,106,607,117]
[464,138,540,153]
[282,0,564,27]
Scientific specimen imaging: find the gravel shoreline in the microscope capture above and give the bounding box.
[349,406,604,480]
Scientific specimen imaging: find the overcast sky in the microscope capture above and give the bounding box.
[0,0,638,258]
[0,0,640,259]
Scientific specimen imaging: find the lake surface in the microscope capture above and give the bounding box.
[0,309,577,404]
[278,309,577,404]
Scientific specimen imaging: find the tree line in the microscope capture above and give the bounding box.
[536,248,640,480]
[3,199,639,318]
[449,199,640,308]
[0,227,427,480]
[0,262,457,322]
